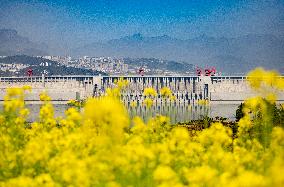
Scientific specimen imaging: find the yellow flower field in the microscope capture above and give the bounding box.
[0,68,284,187]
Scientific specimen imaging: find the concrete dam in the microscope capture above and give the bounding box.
[0,75,283,104]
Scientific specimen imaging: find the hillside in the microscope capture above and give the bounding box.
[0,55,106,76]
[123,58,194,74]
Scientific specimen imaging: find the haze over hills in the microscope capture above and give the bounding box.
[0,29,48,56]
[1,28,283,74]
[73,33,284,74]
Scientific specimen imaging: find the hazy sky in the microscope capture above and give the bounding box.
[0,0,284,52]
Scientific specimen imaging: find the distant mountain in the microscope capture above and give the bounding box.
[73,33,284,74]
[1,28,283,74]
[0,29,48,56]
[0,55,105,76]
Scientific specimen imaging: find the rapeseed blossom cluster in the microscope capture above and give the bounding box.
[142,87,176,108]
[0,68,283,186]
[67,99,83,108]
[143,88,157,97]
[197,99,209,105]
[143,88,157,108]
[160,87,176,101]
[247,67,284,97]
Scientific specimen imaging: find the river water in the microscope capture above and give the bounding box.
[23,103,239,123]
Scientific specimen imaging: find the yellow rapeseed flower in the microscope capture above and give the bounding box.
[130,101,137,108]
[160,87,172,98]
[143,87,157,97]
[153,165,177,181]
[39,92,51,101]
[143,98,153,108]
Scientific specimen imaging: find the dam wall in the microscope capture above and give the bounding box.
[0,75,283,104]
[0,76,95,102]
